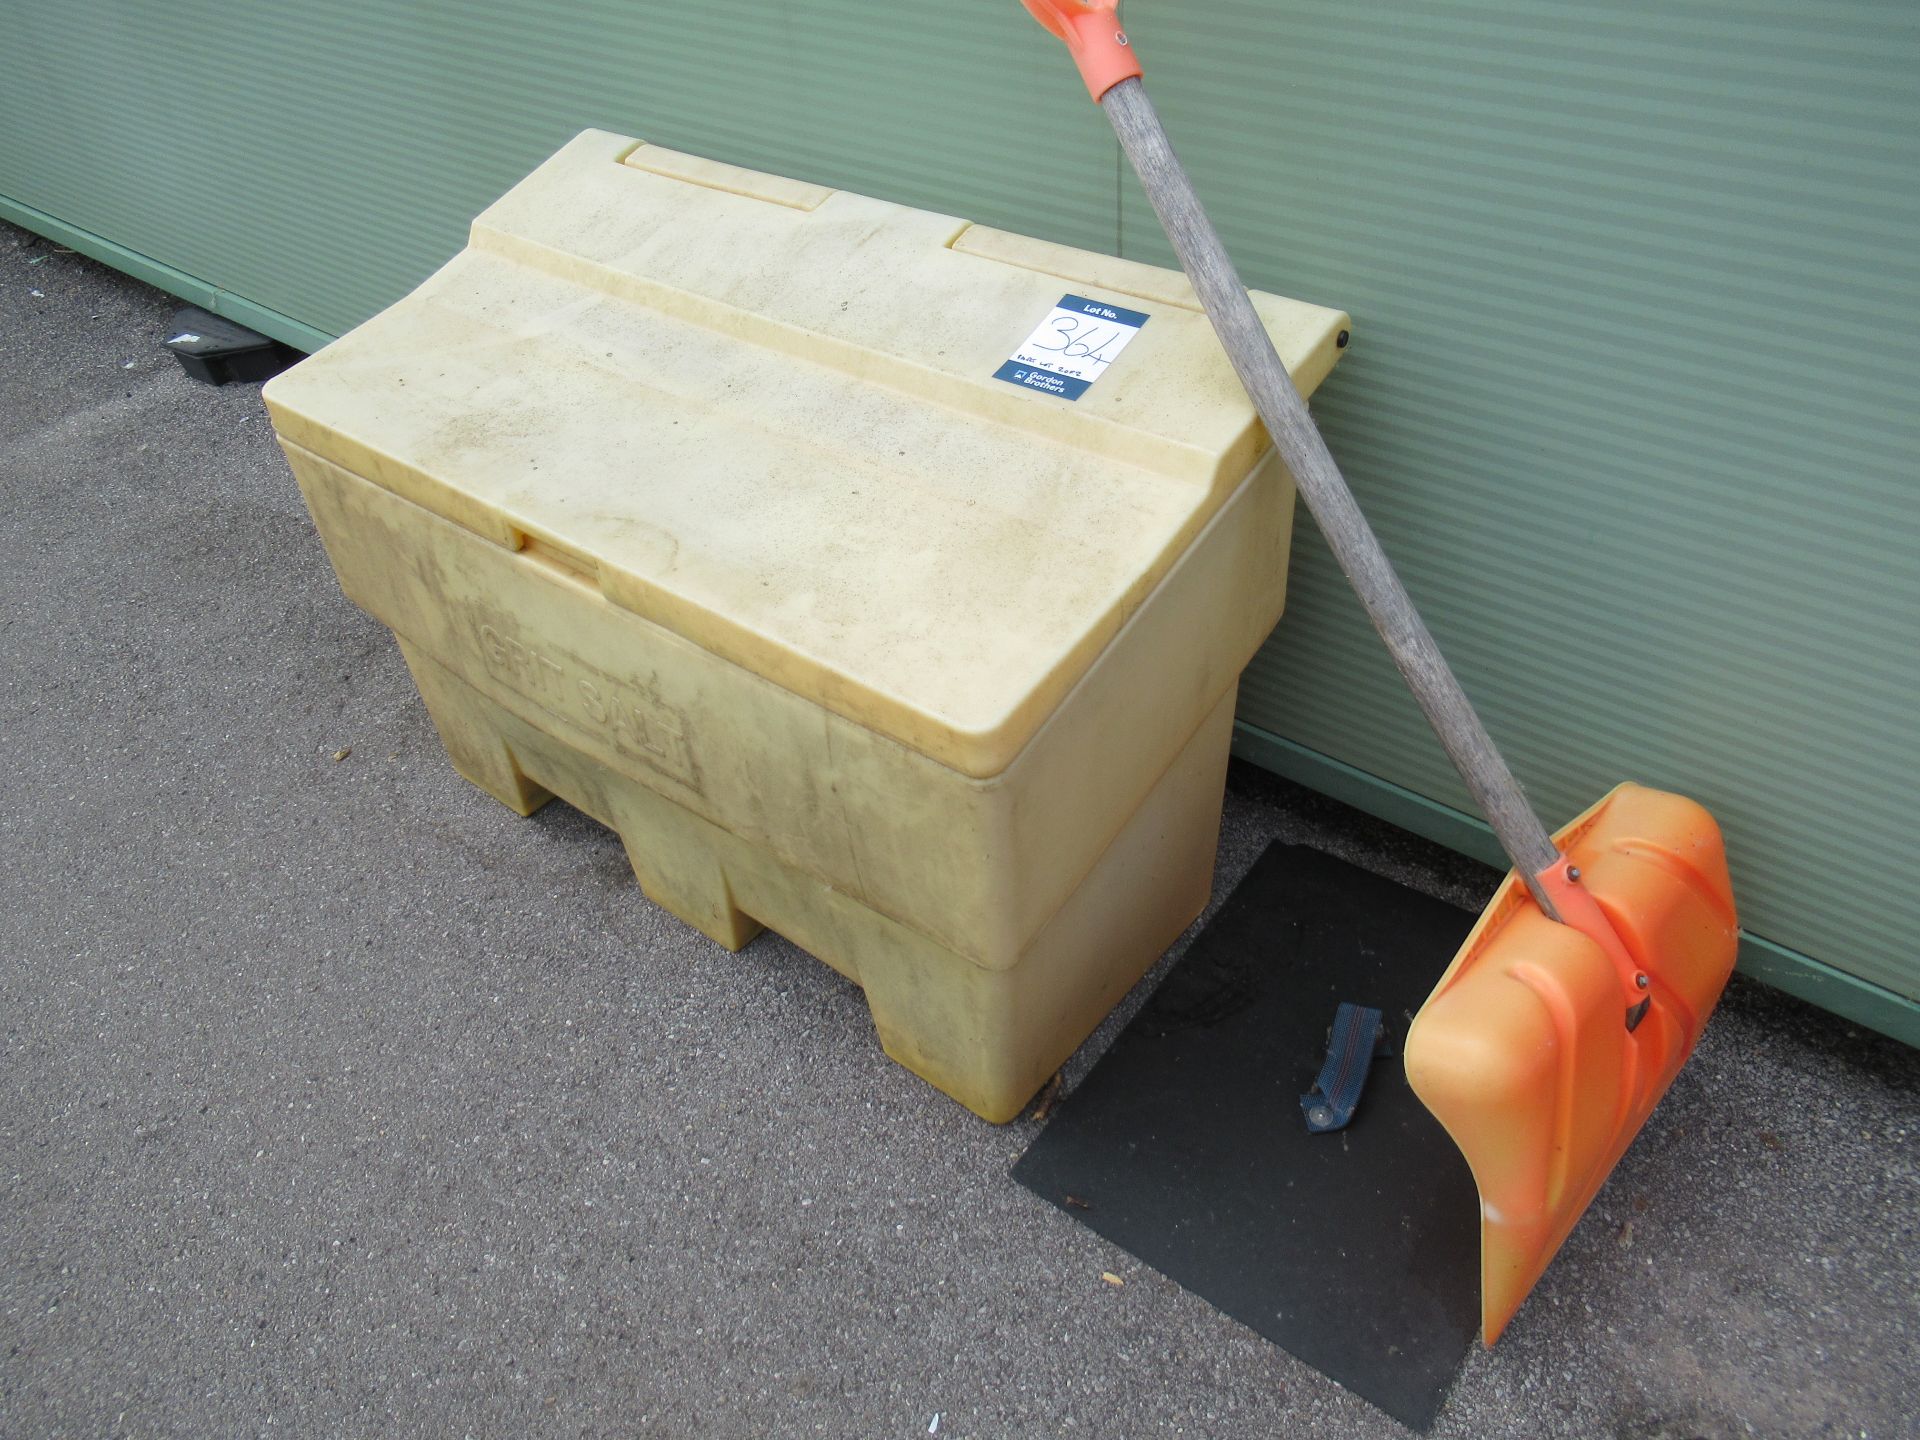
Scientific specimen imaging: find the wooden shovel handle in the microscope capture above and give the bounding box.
[1097,76,1568,902]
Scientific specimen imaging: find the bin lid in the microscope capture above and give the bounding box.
[265,131,1348,778]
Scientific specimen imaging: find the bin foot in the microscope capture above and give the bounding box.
[396,636,553,816]
[856,689,1231,1123]
[618,829,765,953]
[860,961,1039,1124]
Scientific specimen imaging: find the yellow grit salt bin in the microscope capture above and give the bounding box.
[264,130,1349,1121]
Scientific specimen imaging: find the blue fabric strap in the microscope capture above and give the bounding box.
[1301,1003,1386,1134]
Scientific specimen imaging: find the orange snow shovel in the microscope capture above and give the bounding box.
[1021,1,1739,1342]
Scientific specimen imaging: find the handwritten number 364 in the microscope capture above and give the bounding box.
[1030,315,1125,364]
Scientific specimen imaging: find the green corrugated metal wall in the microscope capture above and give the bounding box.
[3,2,1915,1039]
[1128,1,1920,1037]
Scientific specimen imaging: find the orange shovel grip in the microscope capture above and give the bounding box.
[1019,0,1143,101]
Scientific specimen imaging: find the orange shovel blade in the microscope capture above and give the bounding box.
[1405,783,1738,1342]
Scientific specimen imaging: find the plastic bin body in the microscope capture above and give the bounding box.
[264,131,1348,1121]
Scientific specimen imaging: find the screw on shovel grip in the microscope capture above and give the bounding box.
[1020,0,1142,101]
[1533,855,1654,1025]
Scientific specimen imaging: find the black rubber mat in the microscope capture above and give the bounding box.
[1013,843,1483,1431]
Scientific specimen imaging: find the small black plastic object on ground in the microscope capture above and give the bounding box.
[164,305,299,385]
[1012,843,1482,1432]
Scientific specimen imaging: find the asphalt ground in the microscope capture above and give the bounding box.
[3,222,1916,1439]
